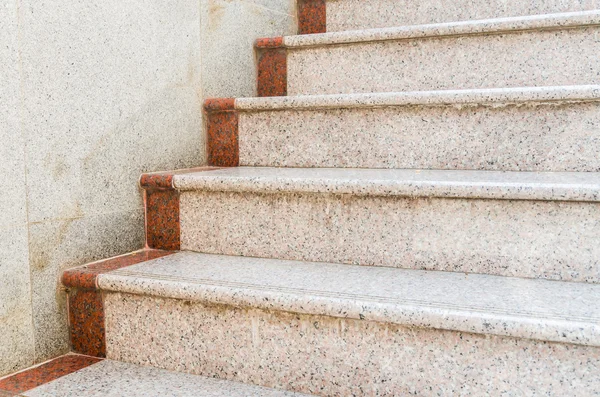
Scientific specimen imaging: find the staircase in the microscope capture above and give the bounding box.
[60,1,600,396]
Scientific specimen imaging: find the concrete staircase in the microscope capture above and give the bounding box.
[61,1,600,396]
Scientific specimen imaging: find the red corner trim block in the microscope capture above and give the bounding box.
[256,37,287,97]
[140,172,181,251]
[0,355,102,394]
[61,250,174,358]
[298,0,326,34]
[204,98,239,167]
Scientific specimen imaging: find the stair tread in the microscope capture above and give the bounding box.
[98,251,600,347]
[172,166,600,202]
[278,10,600,48]
[21,359,310,397]
[236,85,600,110]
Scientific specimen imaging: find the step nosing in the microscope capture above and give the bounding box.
[282,10,600,48]
[234,86,600,111]
[99,270,600,324]
[170,168,600,202]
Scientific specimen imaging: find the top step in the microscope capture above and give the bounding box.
[325,0,600,32]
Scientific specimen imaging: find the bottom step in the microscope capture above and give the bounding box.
[0,355,309,396]
[65,252,600,396]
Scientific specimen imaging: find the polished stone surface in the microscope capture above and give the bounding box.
[287,10,600,47]
[174,167,600,202]
[105,293,600,396]
[23,359,311,396]
[286,12,600,95]
[236,85,600,109]
[327,0,600,31]
[237,87,600,171]
[99,251,600,346]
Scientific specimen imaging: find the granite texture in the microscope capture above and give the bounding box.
[0,355,101,394]
[62,249,174,357]
[62,249,175,290]
[22,359,310,397]
[235,85,600,110]
[204,99,240,167]
[298,0,326,34]
[257,47,288,97]
[140,169,219,250]
[285,16,600,95]
[179,190,600,283]
[0,0,34,377]
[29,210,145,362]
[0,0,27,232]
[13,0,205,370]
[0,226,35,376]
[67,290,106,358]
[285,10,600,47]
[99,252,600,346]
[238,93,600,171]
[173,167,600,202]
[20,0,204,225]
[144,187,181,251]
[104,293,600,396]
[200,0,296,98]
[327,0,600,31]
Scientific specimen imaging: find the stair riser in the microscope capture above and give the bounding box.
[327,0,600,31]
[180,191,600,283]
[287,27,600,95]
[239,101,600,171]
[105,292,600,396]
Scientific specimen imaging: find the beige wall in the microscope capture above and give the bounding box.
[1,0,296,377]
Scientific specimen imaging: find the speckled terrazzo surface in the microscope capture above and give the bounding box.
[238,94,600,171]
[179,189,600,282]
[235,85,600,110]
[173,167,600,201]
[326,0,600,31]
[104,293,600,396]
[286,15,600,95]
[98,251,600,346]
[22,360,311,397]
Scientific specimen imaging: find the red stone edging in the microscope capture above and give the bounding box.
[256,37,287,97]
[204,99,240,167]
[61,250,174,357]
[298,0,326,34]
[0,354,102,394]
[141,172,181,251]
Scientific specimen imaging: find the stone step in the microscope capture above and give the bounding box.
[325,0,600,32]
[230,86,600,171]
[257,11,600,96]
[84,251,600,395]
[169,167,600,283]
[7,356,310,396]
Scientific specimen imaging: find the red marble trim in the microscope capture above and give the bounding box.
[62,249,174,290]
[140,172,181,251]
[61,249,174,357]
[204,98,236,112]
[67,290,106,357]
[204,99,240,167]
[139,173,174,190]
[298,0,326,34]
[0,355,102,393]
[255,36,284,49]
[256,40,287,97]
